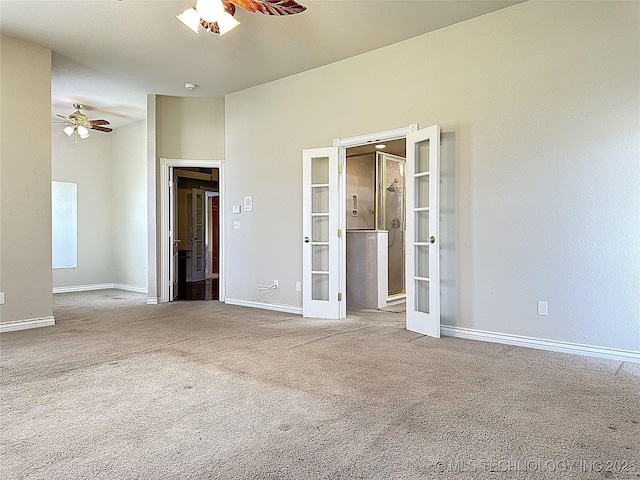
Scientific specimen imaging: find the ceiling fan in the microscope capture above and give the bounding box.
[53,104,112,143]
[177,0,306,36]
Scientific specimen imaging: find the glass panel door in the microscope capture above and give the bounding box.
[303,147,341,319]
[405,125,440,337]
[191,188,205,282]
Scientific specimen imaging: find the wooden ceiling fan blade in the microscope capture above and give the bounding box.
[89,119,110,126]
[56,113,70,120]
[90,125,113,133]
[230,0,306,15]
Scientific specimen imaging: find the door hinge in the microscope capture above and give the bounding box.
[168,230,173,238]
[338,229,342,238]
[338,292,342,301]
[169,180,174,188]
[338,165,343,174]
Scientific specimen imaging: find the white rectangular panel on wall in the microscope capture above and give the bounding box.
[52,181,78,269]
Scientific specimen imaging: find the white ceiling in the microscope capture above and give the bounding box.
[1,0,521,128]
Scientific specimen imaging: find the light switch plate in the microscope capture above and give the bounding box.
[232,205,241,214]
[0,292,5,304]
[244,196,253,212]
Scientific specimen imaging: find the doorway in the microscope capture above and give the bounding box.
[344,139,407,310]
[174,168,219,300]
[302,124,442,337]
[159,158,226,304]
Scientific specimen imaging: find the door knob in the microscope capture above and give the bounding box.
[429,236,436,244]
[304,237,310,243]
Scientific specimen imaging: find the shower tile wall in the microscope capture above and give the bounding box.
[346,155,376,230]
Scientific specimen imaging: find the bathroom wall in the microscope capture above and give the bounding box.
[345,155,376,230]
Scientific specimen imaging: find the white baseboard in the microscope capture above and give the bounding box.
[1,316,55,333]
[53,283,148,294]
[441,325,640,364]
[224,297,302,315]
[146,297,159,305]
[113,284,148,294]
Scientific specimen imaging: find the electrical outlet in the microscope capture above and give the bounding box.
[274,280,279,289]
[537,301,548,316]
[0,292,5,304]
[296,282,301,292]
[233,221,240,230]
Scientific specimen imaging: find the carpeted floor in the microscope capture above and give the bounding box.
[1,290,638,479]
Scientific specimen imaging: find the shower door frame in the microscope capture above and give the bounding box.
[376,151,407,299]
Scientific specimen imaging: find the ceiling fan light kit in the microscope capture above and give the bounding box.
[54,103,113,144]
[177,0,306,36]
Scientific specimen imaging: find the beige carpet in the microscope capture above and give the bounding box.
[1,290,638,479]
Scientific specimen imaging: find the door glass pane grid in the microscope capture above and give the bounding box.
[414,211,429,243]
[415,279,430,313]
[312,273,329,301]
[312,216,329,242]
[415,139,430,173]
[312,245,329,272]
[312,186,329,213]
[415,245,429,279]
[312,156,329,184]
[415,175,429,209]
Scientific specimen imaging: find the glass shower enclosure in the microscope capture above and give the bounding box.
[376,152,406,297]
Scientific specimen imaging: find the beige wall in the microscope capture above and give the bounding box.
[0,36,53,324]
[112,120,148,289]
[51,120,148,291]
[52,126,113,288]
[224,1,640,350]
[157,96,225,160]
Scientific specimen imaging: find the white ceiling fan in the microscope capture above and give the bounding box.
[53,104,113,144]
[177,0,306,36]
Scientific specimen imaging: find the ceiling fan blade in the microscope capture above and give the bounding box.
[89,119,110,126]
[230,0,306,15]
[90,125,113,133]
[56,114,70,120]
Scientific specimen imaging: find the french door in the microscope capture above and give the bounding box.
[301,124,440,337]
[302,147,343,319]
[405,124,440,337]
[191,188,205,282]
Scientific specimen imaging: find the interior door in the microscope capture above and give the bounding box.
[191,188,205,282]
[405,124,441,337]
[169,169,179,300]
[302,147,342,319]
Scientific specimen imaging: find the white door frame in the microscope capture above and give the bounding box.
[159,158,226,303]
